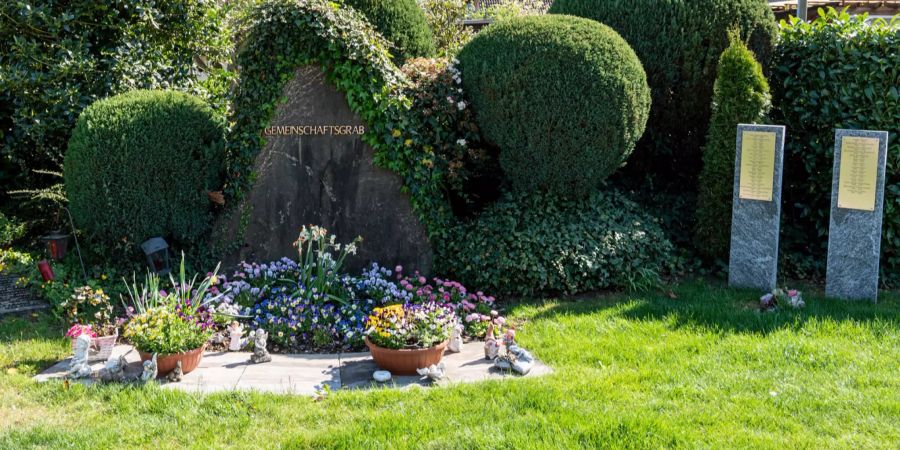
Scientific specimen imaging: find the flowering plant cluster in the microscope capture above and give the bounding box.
[760,287,805,312]
[65,324,98,339]
[205,228,504,352]
[121,255,219,354]
[59,286,115,331]
[401,57,497,202]
[365,302,457,350]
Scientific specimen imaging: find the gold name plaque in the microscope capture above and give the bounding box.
[263,125,366,136]
[837,136,879,211]
[738,131,777,201]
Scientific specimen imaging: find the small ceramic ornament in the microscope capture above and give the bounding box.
[416,363,446,382]
[98,354,128,383]
[250,329,272,364]
[508,345,534,375]
[228,321,245,351]
[502,328,516,348]
[140,353,158,383]
[66,333,93,379]
[447,324,464,353]
[484,324,500,360]
[166,360,184,383]
[373,370,392,383]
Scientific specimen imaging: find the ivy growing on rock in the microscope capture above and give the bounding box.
[227,0,455,241]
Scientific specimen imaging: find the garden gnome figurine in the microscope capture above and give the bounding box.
[166,361,183,383]
[66,333,93,379]
[484,324,500,360]
[228,321,245,351]
[448,323,463,353]
[250,329,272,364]
[140,353,158,383]
[99,354,128,383]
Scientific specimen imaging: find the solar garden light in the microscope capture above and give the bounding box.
[141,237,171,275]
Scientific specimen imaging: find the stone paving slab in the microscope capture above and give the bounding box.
[36,341,551,395]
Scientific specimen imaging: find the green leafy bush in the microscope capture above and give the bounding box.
[439,189,677,296]
[772,10,900,284]
[64,90,226,259]
[0,213,26,247]
[400,57,500,214]
[0,0,231,198]
[419,0,473,57]
[342,0,436,62]
[550,0,777,185]
[695,34,771,261]
[457,15,650,196]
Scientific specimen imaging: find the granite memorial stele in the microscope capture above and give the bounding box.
[825,129,889,302]
[728,124,786,291]
[222,66,433,273]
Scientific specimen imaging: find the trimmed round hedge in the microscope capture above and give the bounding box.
[457,15,650,196]
[342,0,435,63]
[550,0,777,184]
[439,189,677,296]
[65,90,225,257]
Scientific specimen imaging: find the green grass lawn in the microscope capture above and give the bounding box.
[1,282,898,449]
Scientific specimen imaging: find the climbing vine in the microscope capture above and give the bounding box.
[226,0,454,240]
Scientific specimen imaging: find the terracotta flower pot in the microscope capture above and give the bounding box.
[71,332,118,363]
[139,343,207,376]
[365,337,448,375]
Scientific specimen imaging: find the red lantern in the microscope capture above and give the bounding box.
[38,259,55,281]
[40,231,70,261]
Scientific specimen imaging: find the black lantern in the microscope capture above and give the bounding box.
[141,237,171,275]
[40,231,70,261]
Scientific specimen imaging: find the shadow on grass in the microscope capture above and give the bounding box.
[510,281,900,336]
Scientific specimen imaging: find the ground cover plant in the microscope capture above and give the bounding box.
[2,284,898,448]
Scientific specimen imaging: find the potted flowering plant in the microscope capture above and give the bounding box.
[364,302,457,375]
[61,286,119,362]
[122,255,220,376]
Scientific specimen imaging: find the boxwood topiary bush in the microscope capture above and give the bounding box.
[772,10,900,285]
[342,0,436,63]
[65,90,225,259]
[695,33,770,262]
[550,0,777,187]
[457,15,650,197]
[439,189,677,296]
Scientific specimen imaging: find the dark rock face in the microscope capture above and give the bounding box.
[225,66,432,273]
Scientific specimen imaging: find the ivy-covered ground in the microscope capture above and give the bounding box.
[1,282,898,448]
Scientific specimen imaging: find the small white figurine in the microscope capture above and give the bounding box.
[372,370,392,383]
[484,324,500,360]
[447,323,464,353]
[508,345,534,375]
[140,353,158,383]
[416,362,446,382]
[98,354,128,383]
[67,333,93,379]
[228,321,246,351]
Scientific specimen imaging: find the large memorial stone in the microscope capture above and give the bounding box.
[826,129,889,301]
[728,124,786,291]
[223,66,432,273]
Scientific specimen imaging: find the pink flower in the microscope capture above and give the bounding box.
[490,310,498,317]
[418,276,426,284]
[788,290,798,297]
[395,265,403,273]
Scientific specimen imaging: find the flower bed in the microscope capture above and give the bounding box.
[208,226,504,352]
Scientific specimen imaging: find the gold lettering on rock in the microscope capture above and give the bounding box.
[262,125,366,137]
